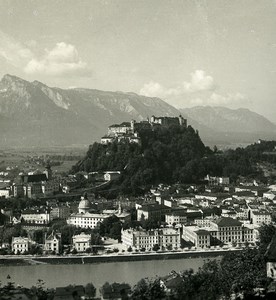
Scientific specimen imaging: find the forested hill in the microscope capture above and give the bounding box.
[72,124,210,193]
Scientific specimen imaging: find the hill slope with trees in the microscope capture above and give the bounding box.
[72,124,276,195]
[72,124,210,194]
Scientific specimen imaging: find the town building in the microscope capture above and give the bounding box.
[121,227,181,250]
[165,211,187,226]
[205,175,230,186]
[250,210,272,225]
[21,209,50,224]
[136,203,171,222]
[67,212,109,229]
[182,226,211,248]
[44,232,61,253]
[0,186,10,198]
[72,232,91,252]
[210,217,243,244]
[11,183,24,197]
[12,237,31,254]
[50,204,71,220]
[20,209,46,224]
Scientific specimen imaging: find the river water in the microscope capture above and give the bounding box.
[0,257,217,291]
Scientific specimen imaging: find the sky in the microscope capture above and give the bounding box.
[0,0,276,121]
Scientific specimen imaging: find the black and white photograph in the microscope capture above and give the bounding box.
[0,0,276,299]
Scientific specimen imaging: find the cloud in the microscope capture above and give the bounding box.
[183,70,215,92]
[24,42,89,76]
[140,70,215,99]
[140,71,248,109]
[0,31,90,77]
[0,31,33,67]
[188,92,249,107]
[139,81,180,98]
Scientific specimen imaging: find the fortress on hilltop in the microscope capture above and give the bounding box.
[101,115,187,145]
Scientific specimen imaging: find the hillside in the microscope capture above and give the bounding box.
[72,124,210,194]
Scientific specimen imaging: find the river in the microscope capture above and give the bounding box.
[0,257,218,291]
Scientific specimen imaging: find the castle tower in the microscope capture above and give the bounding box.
[130,120,136,132]
[178,115,187,127]
[44,163,52,180]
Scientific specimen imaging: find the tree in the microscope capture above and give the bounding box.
[99,215,122,241]
[85,283,96,298]
[131,278,165,300]
[33,230,44,244]
[167,244,173,251]
[152,244,160,252]
[258,224,276,252]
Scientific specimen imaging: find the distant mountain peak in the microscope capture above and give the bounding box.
[180,106,276,133]
[1,74,29,85]
[0,74,275,148]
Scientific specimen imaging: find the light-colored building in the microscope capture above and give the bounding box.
[21,209,50,224]
[44,232,61,253]
[182,226,211,248]
[67,212,109,229]
[0,187,10,198]
[121,227,181,250]
[205,175,230,186]
[165,211,187,226]
[210,217,243,244]
[194,217,213,228]
[242,224,257,243]
[108,122,132,135]
[250,210,272,225]
[12,237,31,254]
[72,232,91,252]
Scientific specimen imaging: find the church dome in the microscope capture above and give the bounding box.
[78,196,91,213]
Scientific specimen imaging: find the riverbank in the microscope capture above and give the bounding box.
[0,248,241,266]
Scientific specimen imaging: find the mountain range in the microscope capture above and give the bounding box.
[0,74,275,148]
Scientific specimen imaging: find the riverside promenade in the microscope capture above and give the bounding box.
[0,246,244,266]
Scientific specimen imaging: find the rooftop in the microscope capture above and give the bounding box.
[215,217,242,227]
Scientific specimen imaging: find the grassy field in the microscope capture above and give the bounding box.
[0,147,86,176]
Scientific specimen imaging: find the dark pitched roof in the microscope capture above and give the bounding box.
[215,217,242,227]
[20,174,47,183]
[195,229,210,236]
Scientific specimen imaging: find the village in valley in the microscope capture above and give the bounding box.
[0,117,276,281]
